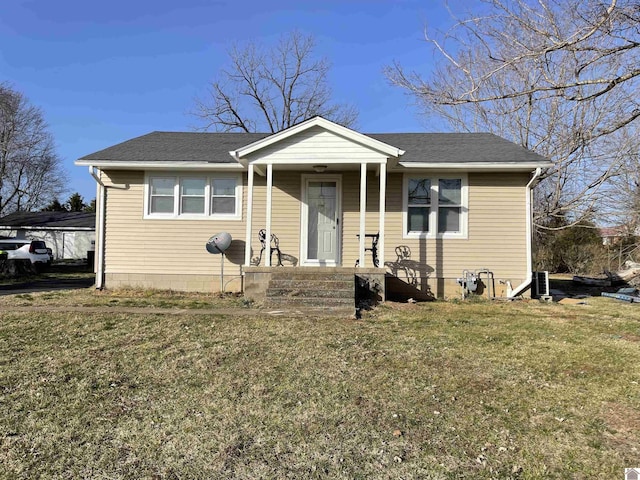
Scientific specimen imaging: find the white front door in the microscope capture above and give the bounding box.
[302,176,341,265]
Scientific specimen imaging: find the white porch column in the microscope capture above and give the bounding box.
[244,164,254,266]
[378,162,386,268]
[359,162,367,267]
[265,163,273,267]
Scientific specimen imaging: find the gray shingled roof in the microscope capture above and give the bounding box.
[78,131,549,165]
[79,132,268,163]
[369,133,548,164]
[0,212,96,229]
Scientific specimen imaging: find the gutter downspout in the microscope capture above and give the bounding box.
[89,166,106,289]
[508,167,542,298]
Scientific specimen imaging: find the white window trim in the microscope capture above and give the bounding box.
[179,177,207,216]
[402,173,468,239]
[148,175,177,215]
[144,172,242,220]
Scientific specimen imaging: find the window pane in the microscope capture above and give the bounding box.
[308,183,321,198]
[438,207,461,233]
[151,196,174,213]
[320,182,336,197]
[151,177,175,196]
[408,179,431,205]
[212,197,235,214]
[181,178,205,196]
[439,179,461,205]
[212,178,236,196]
[182,197,205,214]
[408,206,430,232]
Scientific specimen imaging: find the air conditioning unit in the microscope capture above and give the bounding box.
[532,271,550,298]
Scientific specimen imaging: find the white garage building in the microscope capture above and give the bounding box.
[0,211,95,261]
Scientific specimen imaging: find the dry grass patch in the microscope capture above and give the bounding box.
[1,295,639,478]
[0,286,248,310]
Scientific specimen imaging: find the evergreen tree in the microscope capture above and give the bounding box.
[41,199,67,212]
[66,193,86,212]
[84,198,96,213]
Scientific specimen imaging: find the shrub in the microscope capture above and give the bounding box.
[534,220,607,274]
[0,257,36,279]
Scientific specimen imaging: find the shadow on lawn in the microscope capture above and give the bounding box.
[0,261,94,295]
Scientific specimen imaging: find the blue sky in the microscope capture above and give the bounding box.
[0,0,464,204]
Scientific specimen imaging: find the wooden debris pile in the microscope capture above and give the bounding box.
[609,261,640,286]
[573,261,640,287]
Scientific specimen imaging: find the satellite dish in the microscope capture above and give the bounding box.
[206,232,232,294]
[206,232,232,254]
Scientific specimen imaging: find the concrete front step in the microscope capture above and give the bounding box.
[263,270,356,309]
[268,272,356,281]
[266,288,353,298]
[268,279,354,290]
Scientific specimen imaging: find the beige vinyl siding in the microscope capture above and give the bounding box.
[248,174,302,265]
[100,167,530,295]
[246,126,388,164]
[102,170,247,280]
[382,172,529,281]
[102,170,304,285]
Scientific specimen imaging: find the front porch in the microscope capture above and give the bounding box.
[231,117,405,272]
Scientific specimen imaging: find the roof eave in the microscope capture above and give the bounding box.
[75,160,244,170]
[397,161,552,171]
[228,150,247,167]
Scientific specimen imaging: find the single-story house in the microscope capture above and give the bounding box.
[0,211,95,260]
[75,116,551,300]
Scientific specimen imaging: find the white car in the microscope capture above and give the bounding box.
[0,239,51,267]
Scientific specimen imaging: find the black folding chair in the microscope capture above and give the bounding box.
[257,229,283,266]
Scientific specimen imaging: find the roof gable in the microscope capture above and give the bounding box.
[230,117,405,162]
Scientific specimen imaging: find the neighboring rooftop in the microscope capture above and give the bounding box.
[77,130,550,165]
[0,211,95,229]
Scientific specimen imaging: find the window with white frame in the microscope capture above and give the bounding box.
[403,174,467,238]
[180,177,206,214]
[146,173,241,219]
[211,178,237,215]
[407,178,431,233]
[150,177,176,213]
[438,178,462,234]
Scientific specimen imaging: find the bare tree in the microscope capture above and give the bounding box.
[385,0,639,227]
[0,83,66,215]
[192,31,358,132]
[600,129,640,233]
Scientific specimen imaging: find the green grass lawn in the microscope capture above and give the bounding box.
[1,290,639,478]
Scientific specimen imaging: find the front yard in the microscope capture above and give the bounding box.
[1,289,639,478]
